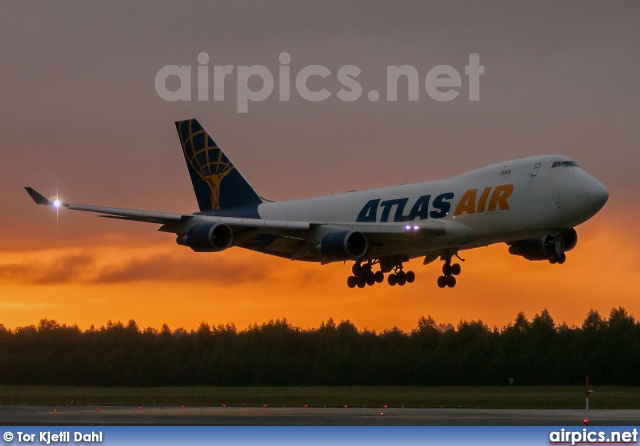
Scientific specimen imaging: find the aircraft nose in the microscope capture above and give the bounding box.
[590,180,609,210]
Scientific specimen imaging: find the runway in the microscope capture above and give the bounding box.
[1,406,639,426]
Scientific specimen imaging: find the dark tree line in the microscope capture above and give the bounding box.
[0,307,638,386]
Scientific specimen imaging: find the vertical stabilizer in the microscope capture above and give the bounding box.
[175,119,262,212]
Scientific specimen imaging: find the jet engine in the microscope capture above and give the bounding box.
[176,223,233,252]
[319,230,368,260]
[508,228,577,262]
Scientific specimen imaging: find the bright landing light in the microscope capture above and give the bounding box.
[53,199,61,208]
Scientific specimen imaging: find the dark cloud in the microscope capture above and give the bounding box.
[0,249,275,285]
[0,253,94,285]
[93,251,273,284]
[293,267,334,289]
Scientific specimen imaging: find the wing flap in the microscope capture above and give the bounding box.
[68,203,187,222]
[190,215,310,231]
[311,220,447,236]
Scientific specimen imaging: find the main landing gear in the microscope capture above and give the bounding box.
[346,261,415,288]
[387,265,415,287]
[346,254,463,289]
[436,254,462,288]
[347,262,384,288]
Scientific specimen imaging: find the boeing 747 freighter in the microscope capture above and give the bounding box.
[26,119,608,288]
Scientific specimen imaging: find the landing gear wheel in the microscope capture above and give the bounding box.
[357,280,366,288]
[366,272,376,286]
[557,252,566,264]
[439,254,462,288]
[554,239,563,259]
[548,256,557,264]
[374,271,384,283]
[405,271,415,283]
[347,276,357,288]
[352,263,362,276]
[388,273,397,286]
[397,272,407,286]
[446,275,457,288]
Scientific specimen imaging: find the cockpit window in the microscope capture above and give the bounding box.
[551,160,579,168]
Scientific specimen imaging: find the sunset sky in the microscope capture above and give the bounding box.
[1,1,639,332]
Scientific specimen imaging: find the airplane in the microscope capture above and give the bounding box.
[26,118,609,289]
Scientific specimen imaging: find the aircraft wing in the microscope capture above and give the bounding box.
[25,187,189,225]
[25,186,447,235]
[25,187,313,230]
[25,187,452,261]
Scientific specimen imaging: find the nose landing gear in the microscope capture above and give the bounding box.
[546,235,568,264]
[549,252,566,264]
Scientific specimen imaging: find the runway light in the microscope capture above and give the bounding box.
[222,404,226,407]
[181,405,185,409]
[413,225,419,230]
[383,405,387,408]
[96,407,100,411]
[405,225,411,231]
[344,405,348,408]
[303,404,308,408]
[139,406,142,410]
[263,404,268,407]
[53,409,57,412]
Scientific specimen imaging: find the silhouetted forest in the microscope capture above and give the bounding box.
[0,308,638,386]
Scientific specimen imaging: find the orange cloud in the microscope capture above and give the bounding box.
[0,218,637,334]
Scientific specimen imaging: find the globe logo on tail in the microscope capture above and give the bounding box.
[178,121,235,210]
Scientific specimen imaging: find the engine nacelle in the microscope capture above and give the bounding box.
[508,228,578,261]
[318,230,368,260]
[176,223,233,252]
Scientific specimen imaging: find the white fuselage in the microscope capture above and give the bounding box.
[255,155,608,260]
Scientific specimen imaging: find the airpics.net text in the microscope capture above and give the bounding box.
[155,52,484,112]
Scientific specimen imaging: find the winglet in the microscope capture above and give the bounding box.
[25,187,51,205]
